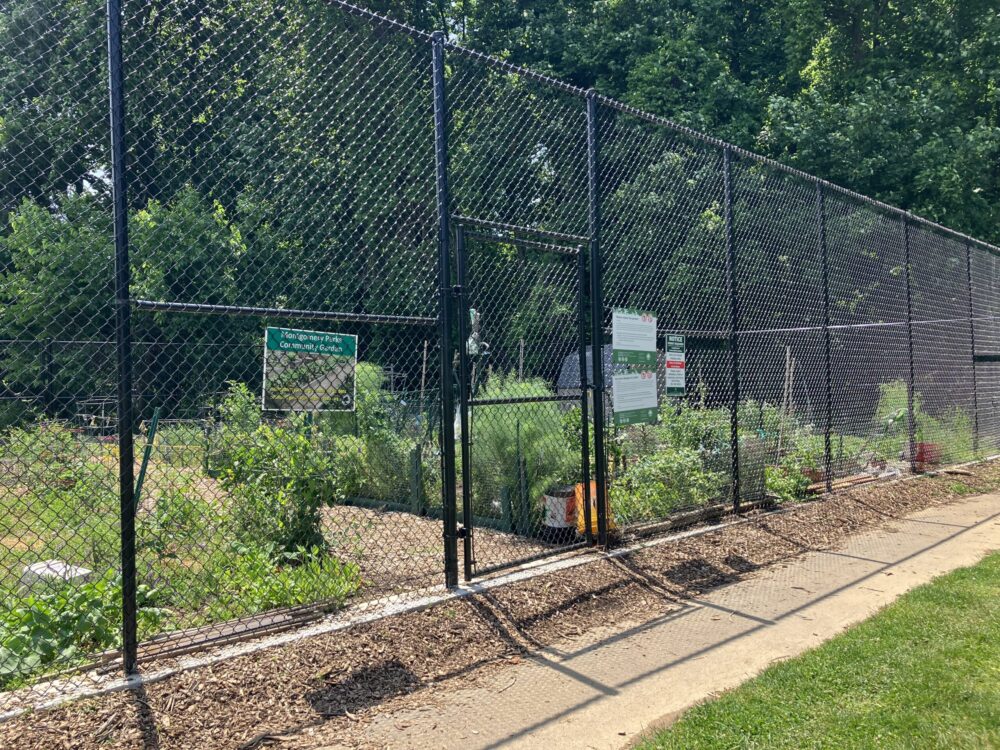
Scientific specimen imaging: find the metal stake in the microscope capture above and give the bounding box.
[455,226,474,581]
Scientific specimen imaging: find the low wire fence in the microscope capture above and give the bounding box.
[1,0,999,696]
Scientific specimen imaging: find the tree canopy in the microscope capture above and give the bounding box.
[0,0,996,419]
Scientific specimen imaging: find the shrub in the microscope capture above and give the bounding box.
[467,374,578,519]
[610,447,724,523]
[206,381,260,472]
[0,575,162,688]
[222,425,339,552]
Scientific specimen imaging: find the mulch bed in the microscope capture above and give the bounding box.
[5,463,1000,750]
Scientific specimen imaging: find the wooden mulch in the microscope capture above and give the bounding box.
[4,462,1000,749]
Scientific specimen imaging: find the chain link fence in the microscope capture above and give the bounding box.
[2,0,999,699]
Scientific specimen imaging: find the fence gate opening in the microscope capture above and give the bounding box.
[452,219,593,580]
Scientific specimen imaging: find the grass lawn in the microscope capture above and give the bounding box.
[639,551,1000,750]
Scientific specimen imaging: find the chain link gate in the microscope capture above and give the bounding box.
[451,220,594,581]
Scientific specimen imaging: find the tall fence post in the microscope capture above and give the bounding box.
[722,147,741,511]
[817,183,833,492]
[576,244,594,544]
[106,0,138,675]
[432,30,459,588]
[586,90,609,545]
[455,225,474,581]
[965,241,980,457]
[902,217,917,473]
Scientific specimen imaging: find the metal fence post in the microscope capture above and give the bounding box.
[902,217,917,473]
[106,0,138,675]
[455,225,474,581]
[576,245,594,544]
[817,183,833,492]
[586,90,609,545]
[722,148,741,511]
[432,30,459,588]
[965,241,980,457]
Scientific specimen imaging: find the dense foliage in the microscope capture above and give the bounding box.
[449,0,1000,243]
[1,0,994,419]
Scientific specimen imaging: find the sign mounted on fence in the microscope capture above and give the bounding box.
[613,370,658,426]
[665,334,686,397]
[262,326,357,411]
[611,308,657,368]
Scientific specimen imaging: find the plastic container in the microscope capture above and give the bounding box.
[575,481,617,536]
[541,485,577,544]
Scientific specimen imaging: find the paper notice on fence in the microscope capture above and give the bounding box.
[613,370,658,426]
[262,326,357,412]
[664,334,686,397]
[612,308,657,369]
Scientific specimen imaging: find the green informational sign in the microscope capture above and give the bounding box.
[265,327,357,357]
[263,327,357,411]
[611,308,657,370]
[664,334,686,397]
[612,371,659,426]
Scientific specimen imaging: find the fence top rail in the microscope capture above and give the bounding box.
[452,215,589,244]
[316,0,999,258]
[131,299,437,327]
[463,231,581,257]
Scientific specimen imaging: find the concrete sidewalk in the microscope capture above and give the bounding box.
[350,492,1000,750]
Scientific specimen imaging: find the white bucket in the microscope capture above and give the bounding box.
[542,485,576,529]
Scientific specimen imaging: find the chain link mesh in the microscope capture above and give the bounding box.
[1,0,998,700]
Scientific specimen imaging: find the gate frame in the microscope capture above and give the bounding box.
[451,217,594,581]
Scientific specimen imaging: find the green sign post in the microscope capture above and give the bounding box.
[263,326,358,411]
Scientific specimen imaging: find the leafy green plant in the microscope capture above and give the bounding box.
[765,463,812,503]
[0,575,162,688]
[207,543,360,615]
[610,447,724,523]
[467,374,578,520]
[222,425,339,552]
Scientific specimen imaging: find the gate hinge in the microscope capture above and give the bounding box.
[451,284,463,297]
[457,525,470,539]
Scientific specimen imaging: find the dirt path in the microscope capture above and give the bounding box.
[351,491,1000,750]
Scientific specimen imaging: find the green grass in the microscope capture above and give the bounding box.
[639,552,1000,749]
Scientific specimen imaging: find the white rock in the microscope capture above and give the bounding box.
[20,559,94,590]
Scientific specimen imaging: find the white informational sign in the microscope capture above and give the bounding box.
[664,334,686,397]
[612,308,657,369]
[613,370,658,426]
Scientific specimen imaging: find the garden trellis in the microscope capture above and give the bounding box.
[2,0,1000,693]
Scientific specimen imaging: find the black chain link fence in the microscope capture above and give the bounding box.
[2,0,999,699]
